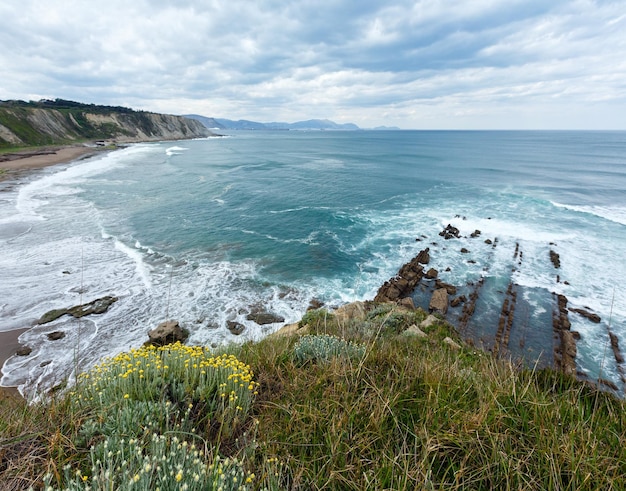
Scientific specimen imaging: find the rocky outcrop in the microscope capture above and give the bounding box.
[553,294,577,376]
[0,99,212,147]
[148,320,188,346]
[246,311,285,325]
[439,224,460,239]
[451,295,466,308]
[570,308,601,323]
[374,250,428,303]
[37,296,118,324]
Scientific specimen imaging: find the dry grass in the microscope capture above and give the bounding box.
[2,305,625,490]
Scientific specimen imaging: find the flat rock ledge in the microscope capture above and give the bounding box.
[37,296,118,325]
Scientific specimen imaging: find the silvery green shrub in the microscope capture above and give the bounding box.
[292,334,365,365]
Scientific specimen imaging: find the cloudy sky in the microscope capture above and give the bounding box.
[1,0,625,129]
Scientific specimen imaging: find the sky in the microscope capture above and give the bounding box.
[1,0,625,129]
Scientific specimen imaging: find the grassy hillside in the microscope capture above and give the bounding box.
[0,99,209,149]
[1,303,624,490]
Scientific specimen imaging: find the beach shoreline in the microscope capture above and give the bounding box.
[0,145,117,398]
[0,145,112,183]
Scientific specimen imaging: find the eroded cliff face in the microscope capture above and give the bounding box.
[0,106,212,147]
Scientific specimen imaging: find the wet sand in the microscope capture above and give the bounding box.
[0,145,108,182]
[0,328,28,397]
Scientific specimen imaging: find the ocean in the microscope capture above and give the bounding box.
[1,130,625,398]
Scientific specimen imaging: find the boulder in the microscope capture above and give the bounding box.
[460,248,469,254]
[425,268,438,279]
[419,314,440,329]
[47,331,65,341]
[429,288,448,315]
[403,325,427,338]
[443,337,461,350]
[148,320,188,346]
[470,230,481,238]
[397,297,415,310]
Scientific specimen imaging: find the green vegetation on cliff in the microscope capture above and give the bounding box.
[0,99,211,149]
[1,304,625,490]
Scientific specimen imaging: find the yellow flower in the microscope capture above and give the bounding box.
[175,471,183,482]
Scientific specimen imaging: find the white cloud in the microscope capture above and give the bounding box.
[0,0,624,128]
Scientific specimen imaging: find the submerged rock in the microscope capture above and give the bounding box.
[227,321,246,336]
[16,346,32,356]
[47,331,65,341]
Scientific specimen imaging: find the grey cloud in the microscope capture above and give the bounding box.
[0,0,624,128]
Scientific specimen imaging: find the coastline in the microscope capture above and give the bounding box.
[0,145,109,182]
[0,144,117,398]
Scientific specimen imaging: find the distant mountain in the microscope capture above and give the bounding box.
[184,114,227,130]
[372,125,402,131]
[215,118,267,130]
[186,115,361,131]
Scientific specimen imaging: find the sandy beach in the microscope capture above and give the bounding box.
[0,145,108,182]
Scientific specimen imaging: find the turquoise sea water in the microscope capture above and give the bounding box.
[1,130,625,397]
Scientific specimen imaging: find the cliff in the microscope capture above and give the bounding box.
[0,99,212,148]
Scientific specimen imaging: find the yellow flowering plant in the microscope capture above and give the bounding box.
[49,342,261,490]
[71,342,258,440]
